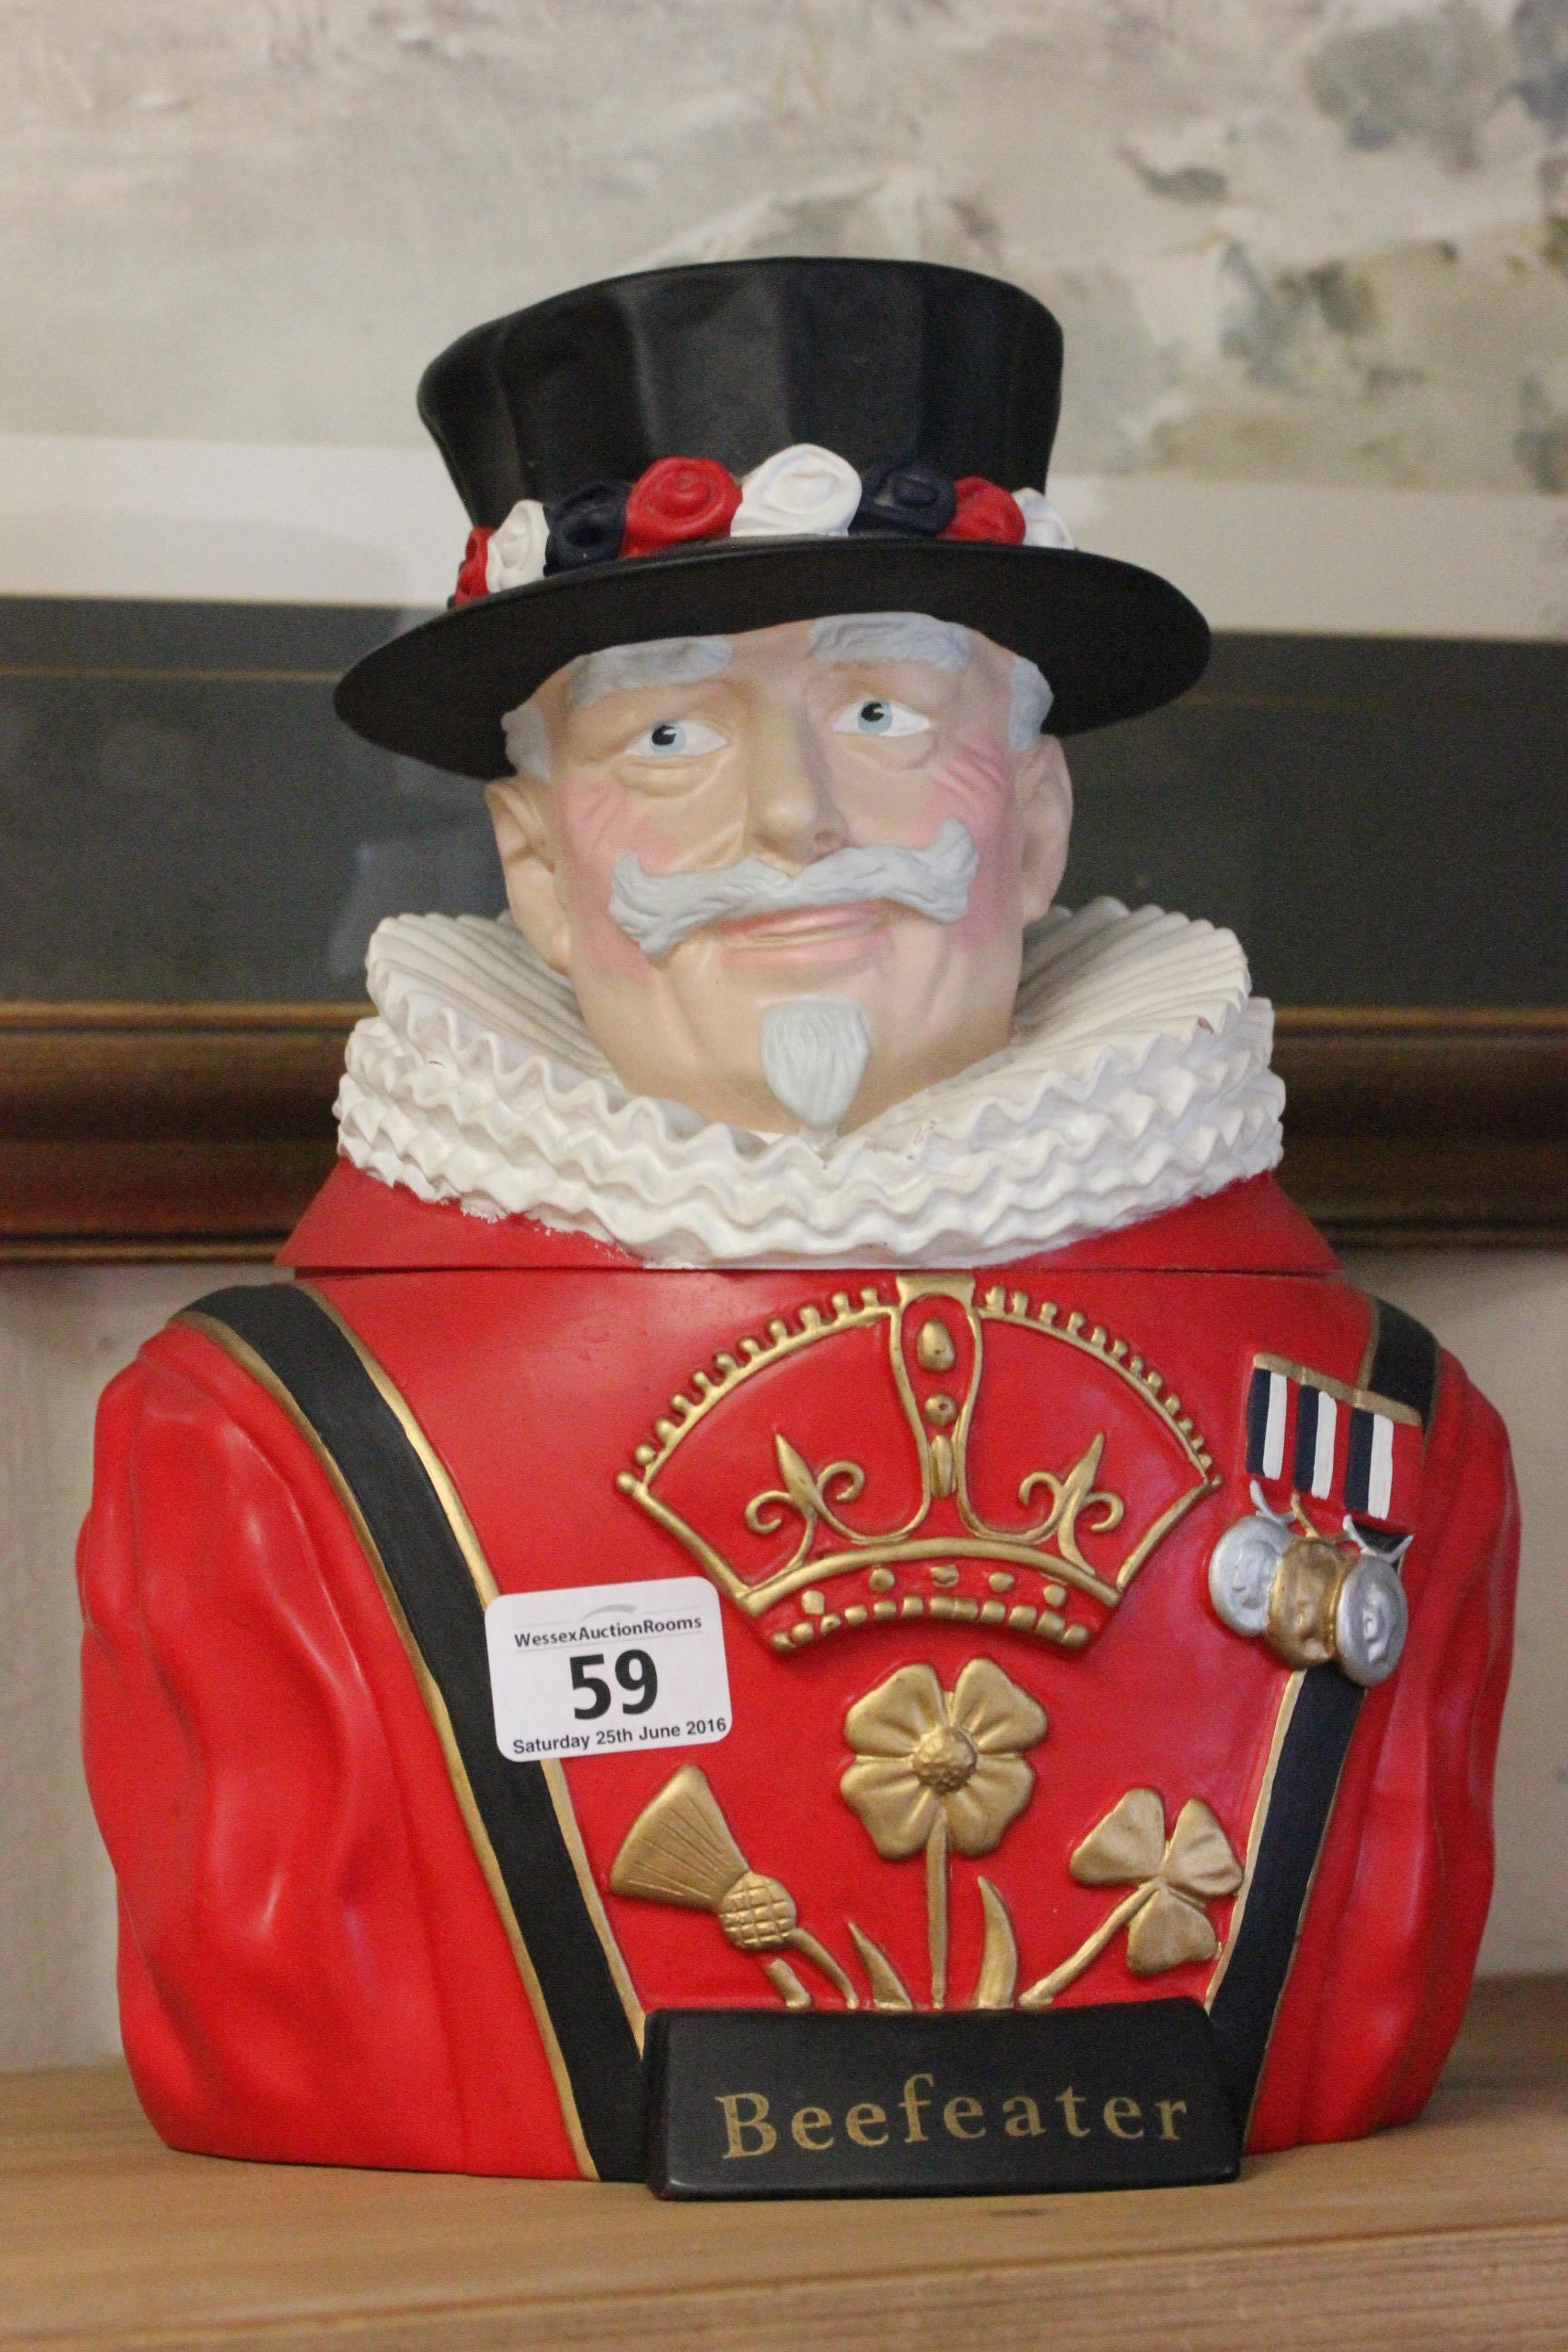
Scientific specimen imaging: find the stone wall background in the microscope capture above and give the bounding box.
[3,0,1566,489]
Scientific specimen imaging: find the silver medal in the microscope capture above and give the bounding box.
[1334,1557,1408,1686]
[1208,1513,1293,1638]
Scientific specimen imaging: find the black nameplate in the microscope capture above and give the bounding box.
[645,2000,1240,2200]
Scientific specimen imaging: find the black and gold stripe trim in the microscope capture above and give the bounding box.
[1206,1295,1439,2132]
[179,1280,646,2181]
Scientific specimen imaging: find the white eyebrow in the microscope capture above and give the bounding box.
[501,635,732,777]
[566,635,732,710]
[808,612,971,670]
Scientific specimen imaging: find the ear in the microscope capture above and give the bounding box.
[485,777,572,973]
[1013,734,1073,926]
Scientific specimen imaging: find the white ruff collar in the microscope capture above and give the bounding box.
[336,901,1285,1268]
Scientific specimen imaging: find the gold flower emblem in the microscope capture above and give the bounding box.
[840,1660,1047,2005]
[841,1660,1046,1859]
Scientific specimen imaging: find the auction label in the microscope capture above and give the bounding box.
[485,1578,732,1762]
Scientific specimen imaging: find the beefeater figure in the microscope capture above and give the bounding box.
[79,261,1517,2190]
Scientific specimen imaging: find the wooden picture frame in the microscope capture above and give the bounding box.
[4,1000,1563,1259]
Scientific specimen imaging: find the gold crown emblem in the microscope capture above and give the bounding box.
[617,1275,1219,1657]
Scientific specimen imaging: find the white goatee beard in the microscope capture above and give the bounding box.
[758,998,872,1137]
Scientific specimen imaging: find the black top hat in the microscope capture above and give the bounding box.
[336,258,1209,779]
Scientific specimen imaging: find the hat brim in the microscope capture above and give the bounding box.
[334,534,1210,779]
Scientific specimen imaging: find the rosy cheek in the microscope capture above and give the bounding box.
[924,733,1018,946]
[554,769,678,978]
[554,771,653,974]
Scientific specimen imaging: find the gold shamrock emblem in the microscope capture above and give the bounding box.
[1020,1788,1243,2008]
[841,1660,1047,2006]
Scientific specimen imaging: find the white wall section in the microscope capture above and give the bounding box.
[4,435,1567,636]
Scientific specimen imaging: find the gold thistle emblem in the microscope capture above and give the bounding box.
[607,1764,858,2010]
[617,1275,1219,1658]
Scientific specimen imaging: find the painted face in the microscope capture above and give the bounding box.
[1351,1572,1399,1662]
[486,614,1072,1134]
[1223,1527,1283,1627]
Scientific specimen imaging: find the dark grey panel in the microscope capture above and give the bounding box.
[0,600,505,1000]
[2,599,1563,1004]
[1063,632,1568,1006]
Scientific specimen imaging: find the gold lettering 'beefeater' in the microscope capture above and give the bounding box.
[715,2072,1191,2160]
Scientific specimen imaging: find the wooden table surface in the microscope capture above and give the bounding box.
[5,1977,1566,2352]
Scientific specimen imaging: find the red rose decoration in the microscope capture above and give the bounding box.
[622,456,742,556]
[942,477,1026,545]
[453,526,493,605]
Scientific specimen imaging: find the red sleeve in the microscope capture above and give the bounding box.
[77,1322,578,2177]
[1250,1352,1520,2150]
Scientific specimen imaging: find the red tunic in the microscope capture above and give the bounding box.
[78,1164,1517,2176]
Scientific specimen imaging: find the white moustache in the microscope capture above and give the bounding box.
[608,818,979,962]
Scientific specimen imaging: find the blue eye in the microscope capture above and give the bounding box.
[832,697,933,739]
[625,718,727,758]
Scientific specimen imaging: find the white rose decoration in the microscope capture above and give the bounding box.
[731,444,862,539]
[485,498,550,592]
[1013,488,1074,550]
